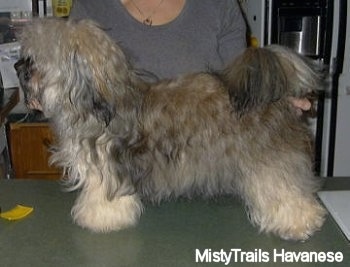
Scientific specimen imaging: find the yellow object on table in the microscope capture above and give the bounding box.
[0,205,34,220]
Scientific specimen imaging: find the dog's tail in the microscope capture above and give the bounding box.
[221,45,324,116]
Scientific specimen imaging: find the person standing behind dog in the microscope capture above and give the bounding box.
[69,0,247,82]
[69,0,312,112]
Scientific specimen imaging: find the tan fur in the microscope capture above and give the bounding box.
[15,18,326,240]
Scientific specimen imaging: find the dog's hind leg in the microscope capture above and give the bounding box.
[238,152,326,241]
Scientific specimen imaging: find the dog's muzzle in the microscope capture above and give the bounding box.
[14,57,43,111]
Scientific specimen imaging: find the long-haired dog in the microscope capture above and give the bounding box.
[15,18,326,241]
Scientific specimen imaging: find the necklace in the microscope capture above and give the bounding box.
[130,0,166,26]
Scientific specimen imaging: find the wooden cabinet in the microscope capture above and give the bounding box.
[9,123,61,179]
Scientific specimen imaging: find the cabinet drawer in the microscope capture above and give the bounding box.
[9,123,61,179]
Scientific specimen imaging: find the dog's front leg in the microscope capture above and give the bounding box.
[71,182,143,233]
[67,144,143,233]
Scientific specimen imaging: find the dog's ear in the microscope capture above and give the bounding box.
[66,50,116,125]
[221,47,287,116]
[62,20,133,125]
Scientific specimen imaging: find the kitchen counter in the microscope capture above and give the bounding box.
[0,178,350,266]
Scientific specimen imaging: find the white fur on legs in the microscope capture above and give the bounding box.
[270,196,326,240]
[242,166,326,241]
[66,134,144,233]
[71,184,143,233]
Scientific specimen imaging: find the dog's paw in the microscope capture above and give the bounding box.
[71,194,144,233]
[274,198,327,241]
[250,195,327,241]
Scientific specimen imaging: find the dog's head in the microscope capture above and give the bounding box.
[15,18,133,124]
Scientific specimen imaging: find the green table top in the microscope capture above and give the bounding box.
[1,178,350,267]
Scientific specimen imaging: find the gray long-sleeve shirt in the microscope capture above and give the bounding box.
[70,0,247,80]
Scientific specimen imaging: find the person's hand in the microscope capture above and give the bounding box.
[288,97,312,116]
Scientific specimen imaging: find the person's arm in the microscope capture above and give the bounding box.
[217,0,247,66]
